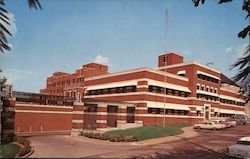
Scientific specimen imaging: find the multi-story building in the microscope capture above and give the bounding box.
[40,53,246,127]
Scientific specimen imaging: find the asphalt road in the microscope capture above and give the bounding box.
[28,124,250,158]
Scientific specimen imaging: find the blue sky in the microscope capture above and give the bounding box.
[0,0,249,92]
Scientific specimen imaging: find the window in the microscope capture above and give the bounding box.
[201,86,204,91]
[197,85,200,90]
[148,108,153,113]
[171,89,176,95]
[163,56,167,63]
[206,87,209,92]
[178,91,182,96]
[107,105,118,113]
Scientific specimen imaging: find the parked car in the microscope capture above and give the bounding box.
[225,118,237,126]
[194,121,225,130]
[226,136,250,159]
[231,114,247,125]
[211,119,232,128]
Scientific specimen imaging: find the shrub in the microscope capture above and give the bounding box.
[80,131,138,142]
[14,137,32,157]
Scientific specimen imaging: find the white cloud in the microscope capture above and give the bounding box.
[2,68,33,85]
[183,50,191,55]
[225,46,233,53]
[224,43,248,58]
[93,55,110,66]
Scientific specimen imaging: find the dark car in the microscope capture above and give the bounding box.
[230,114,247,125]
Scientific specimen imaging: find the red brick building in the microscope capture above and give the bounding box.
[39,52,246,133]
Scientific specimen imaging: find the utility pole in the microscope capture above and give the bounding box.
[163,8,168,127]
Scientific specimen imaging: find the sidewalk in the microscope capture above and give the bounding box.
[130,126,198,146]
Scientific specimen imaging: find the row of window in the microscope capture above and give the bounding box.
[148,108,189,115]
[220,98,245,106]
[197,84,217,93]
[197,74,219,83]
[87,86,137,95]
[196,94,219,101]
[148,85,189,97]
[46,88,64,94]
[214,112,234,118]
[47,77,84,88]
[196,94,245,106]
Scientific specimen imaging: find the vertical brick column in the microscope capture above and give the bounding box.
[135,102,147,126]
[116,104,127,128]
[137,80,148,92]
[71,101,84,136]
[96,104,107,128]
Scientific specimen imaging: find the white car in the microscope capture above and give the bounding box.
[227,137,250,159]
[193,121,225,130]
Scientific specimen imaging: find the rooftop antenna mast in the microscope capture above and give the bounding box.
[163,8,168,127]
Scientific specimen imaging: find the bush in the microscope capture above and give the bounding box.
[80,132,138,142]
[14,137,31,157]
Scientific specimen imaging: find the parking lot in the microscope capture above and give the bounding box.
[90,124,250,158]
[29,124,250,158]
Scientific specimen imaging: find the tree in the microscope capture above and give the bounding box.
[192,0,250,101]
[0,0,41,53]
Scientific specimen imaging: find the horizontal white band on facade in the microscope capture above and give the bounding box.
[197,70,220,80]
[177,70,186,75]
[213,108,245,115]
[15,110,72,114]
[15,103,73,109]
[84,101,135,108]
[85,80,138,90]
[196,107,203,111]
[137,85,149,88]
[73,111,84,114]
[85,91,188,101]
[85,78,190,93]
[117,120,126,123]
[72,119,83,123]
[147,79,190,92]
[96,120,107,124]
[137,101,191,111]
[85,67,188,82]
[196,90,219,97]
[190,110,197,113]
[219,94,245,103]
[135,120,143,124]
[157,61,221,74]
[220,86,240,94]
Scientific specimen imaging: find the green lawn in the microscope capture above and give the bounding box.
[105,123,191,141]
[0,143,20,158]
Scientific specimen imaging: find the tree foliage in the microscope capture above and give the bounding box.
[0,0,41,53]
[192,0,250,100]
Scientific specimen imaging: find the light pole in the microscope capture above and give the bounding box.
[163,8,168,127]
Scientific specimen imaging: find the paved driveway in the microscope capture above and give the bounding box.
[29,124,250,158]
[29,135,137,158]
